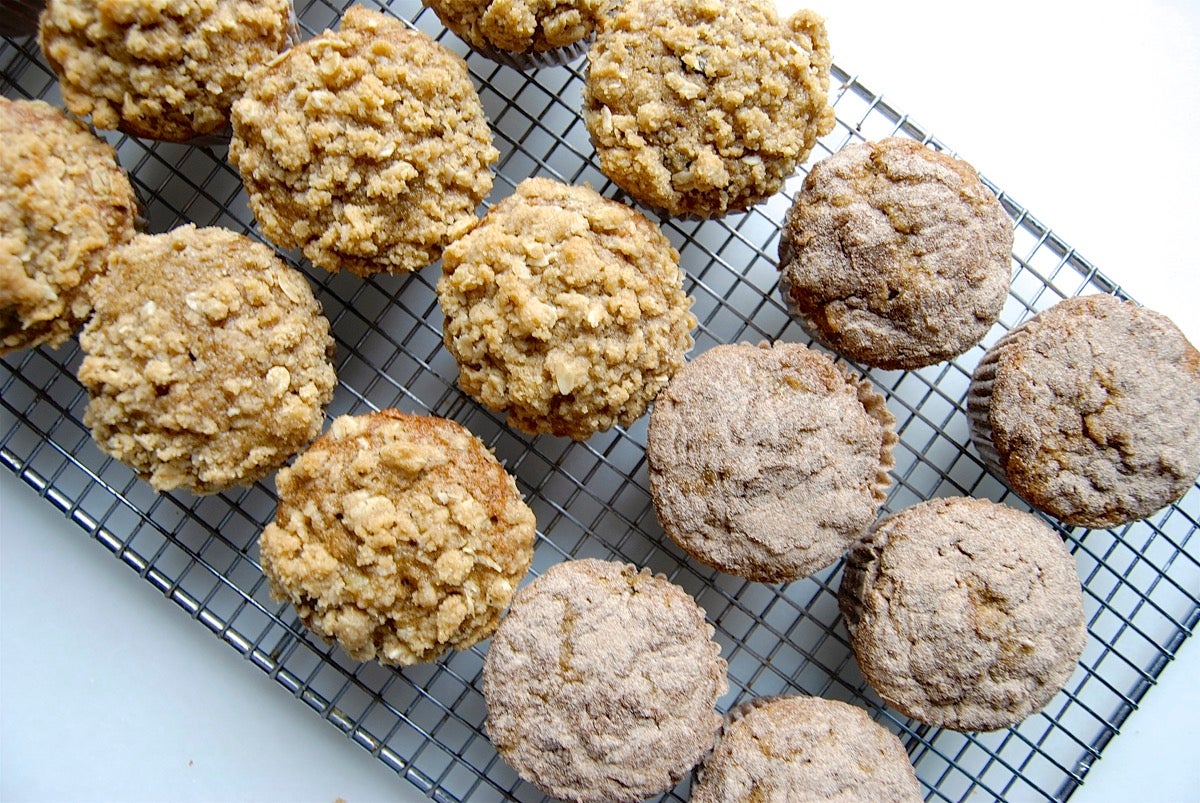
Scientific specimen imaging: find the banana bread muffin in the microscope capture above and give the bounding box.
[230,5,498,275]
[260,410,537,665]
[968,294,1200,528]
[779,137,1013,369]
[483,558,727,802]
[692,695,923,802]
[438,177,696,439]
[583,0,834,218]
[838,497,1087,732]
[648,341,896,582]
[78,225,336,494]
[1,98,138,354]
[424,0,611,68]
[39,0,296,142]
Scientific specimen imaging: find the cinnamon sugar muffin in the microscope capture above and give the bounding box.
[483,559,727,802]
[424,0,611,68]
[230,6,499,275]
[78,225,336,494]
[647,342,896,583]
[39,0,296,142]
[692,696,923,803]
[1,98,138,354]
[968,294,1200,528]
[260,410,536,665]
[838,497,1087,732]
[779,137,1013,369]
[438,177,696,439]
[583,0,834,218]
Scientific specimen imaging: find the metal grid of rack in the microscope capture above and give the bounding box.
[3,1,1197,800]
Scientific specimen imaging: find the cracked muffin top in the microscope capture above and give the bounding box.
[483,558,727,802]
[582,0,834,218]
[230,5,498,275]
[968,294,1200,528]
[1,98,138,354]
[40,0,296,141]
[260,410,537,665]
[779,137,1013,369]
[838,497,1086,732]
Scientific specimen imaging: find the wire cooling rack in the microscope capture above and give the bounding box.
[3,2,1198,800]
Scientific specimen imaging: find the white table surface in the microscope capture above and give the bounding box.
[3,1,1198,800]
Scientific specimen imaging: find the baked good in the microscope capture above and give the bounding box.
[230,5,499,275]
[260,410,537,665]
[838,497,1087,732]
[778,137,1013,369]
[482,558,727,802]
[39,0,296,142]
[438,177,696,439]
[968,294,1200,528]
[582,0,834,218]
[424,0,610,68]
[647,341,896,582]
[1,98,138,354]
[77,225,336,494]
[692,695,923,802]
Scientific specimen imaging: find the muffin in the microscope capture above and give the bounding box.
[692,695,923,803]
[424,0,611,68]
[582,0,834,218]
[778,137,1013,369]
[260,410,537,665]
[230,5,499,275]
[77,225,336,494]
[968,294,1200,528]
[438,177,696,440]
[838,497,1087,732]
[483,558,727,802]
[1,98,138,354]
[647,341,896,583]
[39,0,296,142]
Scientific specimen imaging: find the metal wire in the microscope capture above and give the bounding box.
[3,2,1198,800]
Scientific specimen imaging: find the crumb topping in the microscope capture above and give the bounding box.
[426,0,611,53]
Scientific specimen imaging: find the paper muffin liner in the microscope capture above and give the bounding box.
[966,316,1041,481]
[0,0,45,37]
[471,33,592,70]
[841,363,899,507]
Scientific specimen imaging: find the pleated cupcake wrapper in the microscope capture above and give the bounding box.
[966,316,1041,481]
[470,34,592,71]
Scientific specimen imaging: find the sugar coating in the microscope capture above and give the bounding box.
[582,0,834,218]
[39,0,295,141]
[1,98,137,354]
[230,6,498,275]
[648,342,896,583]
[438,177,696,439]
[78,225,336,494]
[260,410,537,665]
[483,559,727,803]
[838,497,1087,732]
[425,0,610,54]
[779,137,1013,369]
[692,695,923,803]
[968,294,1200,528]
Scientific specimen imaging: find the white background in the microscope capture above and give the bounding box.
[3,0,1198,800]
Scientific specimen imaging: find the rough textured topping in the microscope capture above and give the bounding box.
[39,0,295,141]
[230,6,498,275]
[838,497,1087,732]
[692,695,923,803]
[583,0,834,217]
[647,342,896,582]
[483,558,727,803]
[969,294,1200,528]
[260,410,537,665]
[78,225,336,494]
[426,0,611,54]
[438,177,696,439]
[779,137,1013,369]
[1,98,138,353]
